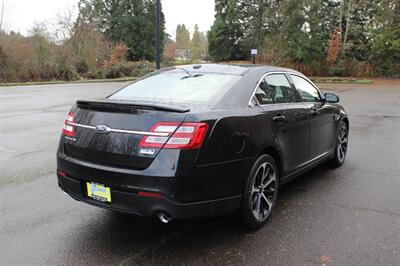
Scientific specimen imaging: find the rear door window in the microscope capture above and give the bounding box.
[255,74,297,104]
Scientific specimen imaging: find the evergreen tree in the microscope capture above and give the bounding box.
[208,0,254,61]
[208,0,399,76]
[369,0,400,76]
[79,0,165,61]
[279,0,340,64]
[190,24,208,60]
[208,15,235,61]
[209,0,340,63]
[175,24,190,59]
[342,0,376,61]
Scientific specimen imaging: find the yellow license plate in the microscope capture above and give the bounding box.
[87,182,111,202]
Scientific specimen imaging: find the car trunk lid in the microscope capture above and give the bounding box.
[63,100,189,170]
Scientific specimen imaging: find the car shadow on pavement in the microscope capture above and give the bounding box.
[64,162,338,265]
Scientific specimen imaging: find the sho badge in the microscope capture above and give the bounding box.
[64,136,76,142]
[140,148,156,155]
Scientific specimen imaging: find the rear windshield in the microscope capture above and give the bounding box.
[108,70,240,105]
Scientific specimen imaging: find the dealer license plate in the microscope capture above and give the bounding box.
[87,182,111,202]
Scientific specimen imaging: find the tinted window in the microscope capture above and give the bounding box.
[254,74,297,104]
[291,75,321,102]
[109,70,240,105]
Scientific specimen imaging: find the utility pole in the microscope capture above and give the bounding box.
[251,0,257,64]
[155,0,161,70]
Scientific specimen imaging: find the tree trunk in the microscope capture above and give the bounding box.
[341,0,352,60]
[0,0,4,33]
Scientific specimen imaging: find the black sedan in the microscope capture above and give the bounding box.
[57,64,349,229]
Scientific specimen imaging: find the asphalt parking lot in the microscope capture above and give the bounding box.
[1,80,399,265]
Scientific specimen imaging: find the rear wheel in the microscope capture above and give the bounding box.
[240,154,279,229]
[331,121,349,167]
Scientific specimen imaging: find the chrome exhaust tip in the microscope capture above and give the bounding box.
[158,213,172,224]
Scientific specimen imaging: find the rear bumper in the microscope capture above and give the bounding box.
[56,149,251,219]
[58,174,242,219]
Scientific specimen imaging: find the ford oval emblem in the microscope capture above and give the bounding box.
[95,125,111,134]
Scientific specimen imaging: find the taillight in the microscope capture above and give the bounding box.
[63,112,76,137]
[139,122,208,149]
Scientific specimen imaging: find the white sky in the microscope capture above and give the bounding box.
[3,0,215,38]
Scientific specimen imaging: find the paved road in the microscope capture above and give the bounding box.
[1,80,399,265]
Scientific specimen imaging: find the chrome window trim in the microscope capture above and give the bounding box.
[248,71,294,107]
[66,122,170,137]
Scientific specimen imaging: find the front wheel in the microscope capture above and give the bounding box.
[331,120,349,167]
[240,154,279,229]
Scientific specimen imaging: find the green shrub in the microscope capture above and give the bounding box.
[328,66,346,77]
[75,61,89,75]
[86,69,105,79]
[118,63,134,76]
[130,61,155,77]
[105,67,122,79]
[103,61,155,79]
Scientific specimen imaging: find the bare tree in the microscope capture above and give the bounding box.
[53,7,77,43]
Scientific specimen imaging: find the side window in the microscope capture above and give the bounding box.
[254,74,297,104]
[290,75,321,102]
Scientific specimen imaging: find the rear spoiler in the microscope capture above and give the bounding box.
[76,100,190,113]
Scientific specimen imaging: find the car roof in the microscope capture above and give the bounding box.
[175,63,303,76]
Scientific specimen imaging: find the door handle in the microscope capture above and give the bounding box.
[273,115,287,125]
[310,109,320,116]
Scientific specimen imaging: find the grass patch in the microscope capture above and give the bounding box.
[0,77,137,87]
[311,77,374,84]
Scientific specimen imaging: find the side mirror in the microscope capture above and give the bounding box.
[324,93,340,103]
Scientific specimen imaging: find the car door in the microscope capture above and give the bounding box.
[254,73,311,175]
[289,74,335,159]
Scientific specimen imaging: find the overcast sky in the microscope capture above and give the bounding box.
[3,0,216,37]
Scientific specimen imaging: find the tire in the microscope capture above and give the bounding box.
[331,120,349,167]
[240,154,279,229]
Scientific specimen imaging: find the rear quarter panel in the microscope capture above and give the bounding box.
[176,107,279,200]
